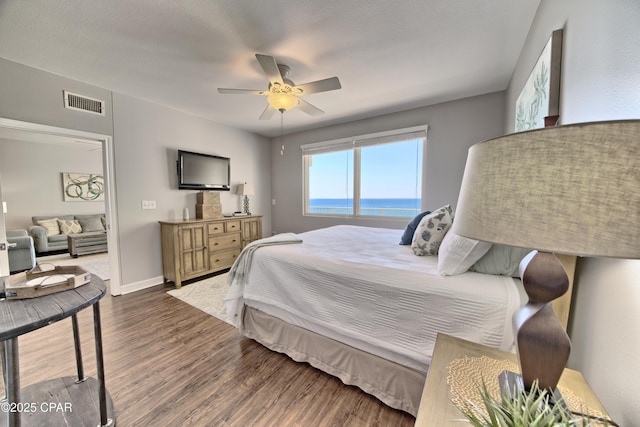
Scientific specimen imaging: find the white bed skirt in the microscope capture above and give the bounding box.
[241,306,427,416]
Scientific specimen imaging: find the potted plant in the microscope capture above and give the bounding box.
[456,380,617,427]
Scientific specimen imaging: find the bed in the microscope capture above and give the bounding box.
[224,224,576,416]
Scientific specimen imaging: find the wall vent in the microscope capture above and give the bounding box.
[63,90,105,116]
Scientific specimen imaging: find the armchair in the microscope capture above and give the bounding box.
[7,229,36,273]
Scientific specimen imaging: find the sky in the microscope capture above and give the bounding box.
[308,139,423,199]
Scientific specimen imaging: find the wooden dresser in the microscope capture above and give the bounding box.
[159,215,262,288]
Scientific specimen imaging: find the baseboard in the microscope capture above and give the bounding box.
[119,275,165,295]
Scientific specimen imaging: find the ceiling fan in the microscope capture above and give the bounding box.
[217,54,342,120]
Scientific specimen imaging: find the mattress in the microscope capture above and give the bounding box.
[225,225,524,372]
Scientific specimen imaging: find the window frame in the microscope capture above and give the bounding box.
[302,125,427,219]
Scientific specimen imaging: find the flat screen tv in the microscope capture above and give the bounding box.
[177,149,230,191]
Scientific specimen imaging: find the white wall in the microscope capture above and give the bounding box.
[506,0,640,423]
[111,93,271,286]
[0,138,104,230]
[270,91,505,234]
[0,58,113,136]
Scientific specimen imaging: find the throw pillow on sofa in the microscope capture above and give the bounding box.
[76,215,105,232]
[37,218,61,236]
[58,219,82,234]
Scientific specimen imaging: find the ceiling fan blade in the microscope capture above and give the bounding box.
[296,98,324,116]
[217,88,267,95]
[255,54,284,85]
[295,77,342,95]
[259,104,278,120]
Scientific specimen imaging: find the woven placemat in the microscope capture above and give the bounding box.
[447,356,606,420]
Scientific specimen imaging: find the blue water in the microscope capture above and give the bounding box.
[309,198,421,217]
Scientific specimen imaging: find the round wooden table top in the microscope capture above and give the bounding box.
[0,275,106,341]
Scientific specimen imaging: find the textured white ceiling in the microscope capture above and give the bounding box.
[0,0,540,137]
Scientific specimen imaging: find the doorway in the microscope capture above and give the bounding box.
[0,118,121,295]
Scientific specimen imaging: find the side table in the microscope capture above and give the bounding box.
[415,333,609,426]
[0,275,115,427]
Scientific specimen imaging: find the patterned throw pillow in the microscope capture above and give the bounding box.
[37,218,61,236]
[411,205,454,256]
[58,219,83,234]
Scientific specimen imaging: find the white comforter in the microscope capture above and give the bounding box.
[225,225,523,371]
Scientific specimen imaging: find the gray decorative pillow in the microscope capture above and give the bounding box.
[37,218,61,236]
[58,219,82,234]
[469,244,534,277]
[411,205,454,256]
[77,215,105,232]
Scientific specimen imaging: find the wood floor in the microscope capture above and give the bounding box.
[1,279,416,426]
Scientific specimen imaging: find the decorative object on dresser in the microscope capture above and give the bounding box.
[159,215,262,288]
[195,191,222,219]
[453,120,640,395]
[236,182,254,215]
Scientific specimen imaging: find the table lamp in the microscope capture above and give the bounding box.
[237,182,254,215]
[452,119,640,394]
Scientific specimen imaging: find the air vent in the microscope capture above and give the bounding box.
[63,91,105,116]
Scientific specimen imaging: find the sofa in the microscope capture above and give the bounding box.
[28,214,107,254]
[7,229,36,272]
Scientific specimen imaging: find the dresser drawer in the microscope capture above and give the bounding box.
[225,220,241,233]
[208,232,241,251]
[209,249,240,270]
[207,222,226,235]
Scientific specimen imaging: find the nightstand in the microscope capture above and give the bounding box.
[415,333,610,426]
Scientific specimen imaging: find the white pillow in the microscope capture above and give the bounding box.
[37,217,61,236]
[411,205,454,256]
[437,231,491,276]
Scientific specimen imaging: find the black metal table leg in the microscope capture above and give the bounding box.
[4,338,20,427]
[93,301,113,427]
[71,314,86,383]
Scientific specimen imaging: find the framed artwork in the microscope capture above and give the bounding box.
[515,29,563,131]
[62,172,105,202]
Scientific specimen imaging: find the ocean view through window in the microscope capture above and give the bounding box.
[309,198,421,217]
[302,126,426,218]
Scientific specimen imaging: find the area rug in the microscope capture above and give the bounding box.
[167,273,233,325]
[37,253,110,281]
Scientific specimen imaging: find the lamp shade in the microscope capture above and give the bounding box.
[453,120,640,259]
[268,93,298,111]
[237,183,254,196]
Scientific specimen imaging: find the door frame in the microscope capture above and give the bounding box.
[0,117,121,295]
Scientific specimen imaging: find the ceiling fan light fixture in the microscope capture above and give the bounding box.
[268,93,298,111]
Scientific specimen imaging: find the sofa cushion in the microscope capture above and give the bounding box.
[36,218,61,236]
[58,219,82,234]
[75,215,105,232]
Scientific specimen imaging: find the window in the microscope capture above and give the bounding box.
[302,126,426,218]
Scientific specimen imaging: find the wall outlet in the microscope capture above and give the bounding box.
[141,200,156,210]
[272,198,276,205]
